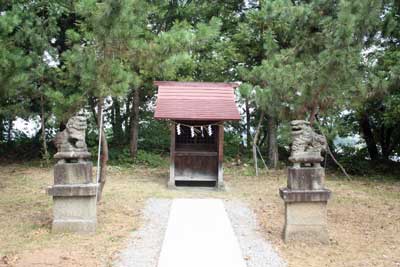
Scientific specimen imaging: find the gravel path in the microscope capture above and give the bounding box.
[225,200,286,267]
[116,199,172,267]
[115,198,285,267]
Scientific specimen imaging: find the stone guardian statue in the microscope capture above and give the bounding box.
[48,113,98,233]
[289,120,327,168]
[279,120,331,243]
[53,115,91,162]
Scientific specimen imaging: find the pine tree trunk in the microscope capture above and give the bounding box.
[259,127,268,148]
[359,113,379,161]
[124,94,131,142]
[245,97,251,150]
[380,125,393,161]
[130,88,139,158]
[253,110,265,176]
[97,98,108,202]
[40,94,49,164]
[267,116,278,169]
[112,97,123,144]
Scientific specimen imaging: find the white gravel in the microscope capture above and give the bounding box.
[225,200,286,267]
[116,199,172,267]
[115,198,286,267]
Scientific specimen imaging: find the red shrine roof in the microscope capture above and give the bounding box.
[154,81,241,121]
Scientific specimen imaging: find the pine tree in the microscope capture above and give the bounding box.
[59,0,140,200]
[235,0,382,168]
[0,1,69,162]
[354,0,400,161]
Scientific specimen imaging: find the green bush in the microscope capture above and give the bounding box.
[332,146,400,178]
[224,131,242,158]
[135,149,168,168]
[108,147,168,168]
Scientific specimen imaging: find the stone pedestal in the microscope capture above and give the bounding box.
[48,161,97,233]
[280,167,331,243]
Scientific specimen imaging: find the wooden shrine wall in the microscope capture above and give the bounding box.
[171,121,222,182]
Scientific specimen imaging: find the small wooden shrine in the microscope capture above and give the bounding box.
[154,81,240,188]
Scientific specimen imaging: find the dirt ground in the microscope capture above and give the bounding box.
[0,163,399,267]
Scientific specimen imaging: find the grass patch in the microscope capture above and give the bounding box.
[0,163,399,267]
[108,149,169,168]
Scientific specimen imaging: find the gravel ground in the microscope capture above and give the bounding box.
[116,199,172,267]
[225,200,286,267]
[116,198,285,267]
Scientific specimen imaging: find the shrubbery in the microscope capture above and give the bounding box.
[108,147,168,168]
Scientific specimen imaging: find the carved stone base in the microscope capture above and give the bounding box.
[49,162,97,233]
[280,166,331,244]
[279,188,331,202]
[54,151,91,161]
[52,196,97,233]
[289,152,323,165]
[288,167,325,190]
[54,162,92,184]
[282,201,329,244]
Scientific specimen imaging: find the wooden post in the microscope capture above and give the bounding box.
[169,122,176,188]
[217,122,224,190]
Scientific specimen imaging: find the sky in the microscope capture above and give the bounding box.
[13,117,39,138]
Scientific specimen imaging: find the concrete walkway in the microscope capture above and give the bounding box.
[157,199,247,267]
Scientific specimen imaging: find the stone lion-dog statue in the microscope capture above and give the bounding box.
[54,114,90,162]
[289,120,327,167]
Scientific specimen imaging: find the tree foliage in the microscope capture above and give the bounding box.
[0,0,399,176]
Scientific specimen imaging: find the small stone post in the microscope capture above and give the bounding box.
[280,120,331,243]
[48,115,98,233]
